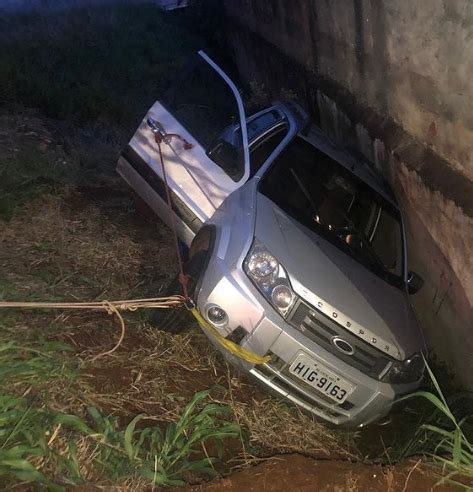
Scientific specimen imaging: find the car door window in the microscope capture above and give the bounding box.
[247,110,284,140]
[208,109,288,179]
[250,125,288,176]
[159,53,248,182]
[206,138,244,181]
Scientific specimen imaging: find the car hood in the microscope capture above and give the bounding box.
[254,193,424,360]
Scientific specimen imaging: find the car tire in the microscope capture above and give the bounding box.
[150,250,207,333]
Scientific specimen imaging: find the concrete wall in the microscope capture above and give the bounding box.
[224,0,473,386]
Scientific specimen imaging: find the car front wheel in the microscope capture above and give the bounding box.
[150,250,206,333]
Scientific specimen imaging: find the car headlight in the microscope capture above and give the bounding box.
[382,353,425,384]
[244,241,295,317]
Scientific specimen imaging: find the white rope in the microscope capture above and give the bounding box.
[0,296,186,360]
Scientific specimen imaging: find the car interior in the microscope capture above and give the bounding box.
[259,136,404,281]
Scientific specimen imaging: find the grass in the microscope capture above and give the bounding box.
[0,1,226,222]
[0,3,417,488]
[0,184,349,488]
[0,298,241,488]
[400,360,473,488]
[0,148,77,221]
[0,3,220,131]
[0,1,212,221]
[85,390,240,486]
[0,109,351,488]
[0,337,79,489]
[0,339,240,488]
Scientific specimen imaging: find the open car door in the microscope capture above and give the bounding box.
[117,51,250,245]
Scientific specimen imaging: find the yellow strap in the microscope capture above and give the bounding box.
[0,297,271,365]
[190,308,271,365]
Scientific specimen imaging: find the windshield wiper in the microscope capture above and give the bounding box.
[342,224,387,272]
[289,168,319,216]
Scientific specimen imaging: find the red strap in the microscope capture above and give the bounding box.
[154,131,192,300]
[165,133,194,150]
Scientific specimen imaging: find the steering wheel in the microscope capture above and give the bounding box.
[332,226,354,242]
[333,226,385,269]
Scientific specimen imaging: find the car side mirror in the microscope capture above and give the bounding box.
[407,271,424,295]
[207,139,241,177]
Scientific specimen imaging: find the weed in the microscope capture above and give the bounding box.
[0,395,94,489]
[0,319,240,488]
[0,340,76,387]
[401,359,473,488]
[0,385,240,488]
[84,390,240,486]
[0,4,207,130]
[0,334,80,489]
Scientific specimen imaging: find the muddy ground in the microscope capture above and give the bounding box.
[0,113,462,490]
[175,455,461,492]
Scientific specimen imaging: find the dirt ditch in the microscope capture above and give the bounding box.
[0,113,462,489]
[172,454,462,492]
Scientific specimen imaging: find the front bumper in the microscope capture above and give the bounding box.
[196,256,409,427]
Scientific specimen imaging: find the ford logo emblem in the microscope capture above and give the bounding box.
[332,337,355,355]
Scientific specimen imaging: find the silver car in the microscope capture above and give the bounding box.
[117,51,426,427]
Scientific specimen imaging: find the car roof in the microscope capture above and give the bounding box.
[299,125,398,208]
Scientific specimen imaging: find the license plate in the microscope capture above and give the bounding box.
[289,353,354,404]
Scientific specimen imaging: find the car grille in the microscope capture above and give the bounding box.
[287,299,392,379]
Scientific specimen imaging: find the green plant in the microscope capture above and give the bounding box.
[0,340,76,386]
[0,336,82,489]
[86,389,240,486]
[0,395,91,490]
[402,359,473,488]
[0,338,240,489]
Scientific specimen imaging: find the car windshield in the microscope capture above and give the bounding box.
[259,137,405,288]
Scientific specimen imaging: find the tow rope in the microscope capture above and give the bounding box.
[0,296,185,361]
[0,296,270,365]
[0,123,270,366]
[152,124,270,365]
